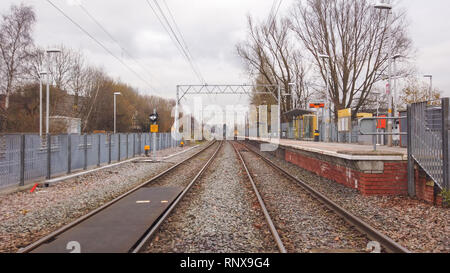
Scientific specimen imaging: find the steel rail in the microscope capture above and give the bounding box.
[132,141,224,253]
[18,141,218,253]
[242,141,411,253]
[231,141,287,253]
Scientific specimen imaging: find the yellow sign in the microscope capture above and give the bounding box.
[357,113,373,118]
[150,125,159,133]
[144,145,150,151]
[338,108,352,118]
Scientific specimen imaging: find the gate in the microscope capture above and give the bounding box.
[407,98,449,195]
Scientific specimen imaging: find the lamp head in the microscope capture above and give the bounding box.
[46,48,61,54]
[374,3,393,10]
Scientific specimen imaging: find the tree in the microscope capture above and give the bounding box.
[400,76,441,107]
[290,0,411,120]
[236,15,311,118]
[0,4,35,112]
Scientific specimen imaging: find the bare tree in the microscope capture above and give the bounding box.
[236,15,312,116]
[0,4,36,112]
[400,76,441,107]
[290,0,411,119]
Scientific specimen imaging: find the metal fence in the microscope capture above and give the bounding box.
[408,98,449,194]
[0,133,181,189]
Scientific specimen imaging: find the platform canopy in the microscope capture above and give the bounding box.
[283,108,314,119]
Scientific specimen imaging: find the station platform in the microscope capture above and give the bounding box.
[247,138,409,196]
[269,139,407,160]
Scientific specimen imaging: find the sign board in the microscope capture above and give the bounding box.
[338,108,351,118]
[338,117,351,132]
[149,113,159,123]
[150,124,159,133]
[309,103,325,109]
[357,113,373,119]
[338,108,352,132]
[377,115,387,129]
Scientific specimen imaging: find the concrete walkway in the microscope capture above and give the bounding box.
[251,138,407,161]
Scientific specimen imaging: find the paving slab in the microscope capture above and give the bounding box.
[31,187,183,253]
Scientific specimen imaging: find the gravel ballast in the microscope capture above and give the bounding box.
[247,140,449,253]
[144,141,279,253]
[0,143,206,253]
[237,142,370,253]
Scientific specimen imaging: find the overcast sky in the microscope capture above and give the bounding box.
[1,0,449,107]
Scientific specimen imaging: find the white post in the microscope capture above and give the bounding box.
[393,57,399,119]
[114,94,117,134]
[387,10,393,147]
[429,76,433,100]
[46,53,50,135]
[39,75,43,138]
[278,84,281,140]
[175,86,179,138]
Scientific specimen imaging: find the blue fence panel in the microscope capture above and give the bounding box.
[51,135,68,176]
[0,135,21,188]
[23,135,47,184]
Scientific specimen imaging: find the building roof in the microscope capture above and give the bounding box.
[283,108,314,119]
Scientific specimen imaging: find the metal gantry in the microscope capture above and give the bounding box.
[174,84,282,139]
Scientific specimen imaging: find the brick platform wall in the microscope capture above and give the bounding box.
[284,149,408,196]
[415,167,443,206]
[250,140,444,206]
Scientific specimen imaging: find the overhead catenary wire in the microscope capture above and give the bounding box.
[78,4,159,90]
[151,0,205,84]
[160,0,205,84]
[145,0,206,85]
[267,0,283,31]
[45,0,156,93]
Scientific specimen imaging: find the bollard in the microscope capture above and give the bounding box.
[314,130,320,142]
[144,145,150,157]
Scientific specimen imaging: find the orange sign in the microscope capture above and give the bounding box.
[377,115,387,129]
[309,103,325,109]
[150,125,159,133]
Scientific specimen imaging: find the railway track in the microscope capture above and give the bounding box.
[237,140,411,253]
[230,141,287,253]
[18,141,222,253]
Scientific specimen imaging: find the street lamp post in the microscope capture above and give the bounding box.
[45,48,61,135]
[39,71,48,138]
[319,53,330,142]
[392,54,402,119]
[114,92,122,134]
[375,2,394,147]
[288,83,296,109]
[424,75,433,101]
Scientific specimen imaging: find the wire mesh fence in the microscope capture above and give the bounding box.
[0,132,181,190]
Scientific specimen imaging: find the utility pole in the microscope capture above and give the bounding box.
[45,48,61,135]
[114,92,122,134]
[424,75,433,101]
[39,71,47,138]
[375,2,394,147]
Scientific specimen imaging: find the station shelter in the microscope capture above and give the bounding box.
[282,109,316,140]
